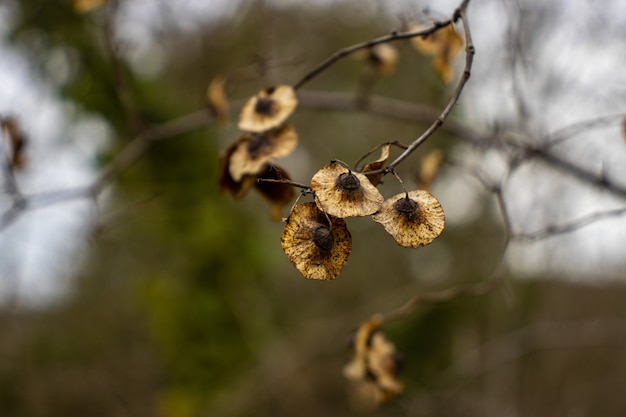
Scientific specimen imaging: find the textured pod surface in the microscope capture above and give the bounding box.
[228,124,298,181]
[311,162,384,218]
[238,85,298,132]
[280,202,352,280]
[372,190,444,248]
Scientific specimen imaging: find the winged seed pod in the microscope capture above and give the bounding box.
[280,202,352,280]
[410,23,463,84]
[228,124,298,182]
[311,162,384,218]
[238,85,298,133]
[372,190,444,248]
[344,315,403,406]
[254,164,296,221]
[366,43,399,75]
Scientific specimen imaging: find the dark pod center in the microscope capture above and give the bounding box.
[393,197,420,221]
[335,172,360,191]
[312,225,333,254]
[254,97,275,115]
[246,133,266,157]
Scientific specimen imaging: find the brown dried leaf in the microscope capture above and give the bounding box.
[311,162,384,218]
[238,85,298,133]
[359,144,391,187]
[280,202,352,280]
[206,76,230,126]
[372,190,445,248]
[228,124,298,182]
[254,165,295,221]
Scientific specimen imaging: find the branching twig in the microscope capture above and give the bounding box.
[512,206,626,242]
[293,20,456,90]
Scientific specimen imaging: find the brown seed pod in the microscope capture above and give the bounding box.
[254,164,295,221]
[218,138,255,199]
[311,162,384,218]
[366,43,400,75]
[206,76,230,126]
[238,85,298,132]
[372,190,444,248]
[228,124,298,182]
[410,23,463,83]
[344,315,403,406]
[280,202,352,280]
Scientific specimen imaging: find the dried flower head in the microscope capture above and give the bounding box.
[206,76,230,126]
[228,124,298,182]
[311,162,384,218]
[255,165,295,221]
[280,202,352,280]
[372,190,445,248]
[344,315,403,406]
[410,24,463,83]
[238,85,298,133]
[366,43,399,75]
[358,144,391,187]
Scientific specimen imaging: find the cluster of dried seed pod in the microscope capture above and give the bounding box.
[344,315,404,407]
[280,160,445,281]
[219,85,299,220]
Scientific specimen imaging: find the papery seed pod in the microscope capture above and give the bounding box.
[254,164,295,221]
[228,124,298,182]
[410,23,463,84]
[372,190,444,248]
[280,202,352,280]
[1,116,27,171]
[238,85,298,132]
[206,76,230,125]
[367,43,399,75]
[344,315,403,406]
[311,162,384,218]
[218,138,255,199]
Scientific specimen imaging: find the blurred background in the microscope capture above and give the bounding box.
[1,0,626,416]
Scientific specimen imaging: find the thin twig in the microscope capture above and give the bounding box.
[256,178,311,191]
[382,0,475,172]
[293,20,455,90]
[544,113,626,148]
[512,206,626,242]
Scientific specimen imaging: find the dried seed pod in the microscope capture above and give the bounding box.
[254,164,295,221]
[218,138,255,199]
[228,124,298,182]
[1,116,27,171]
[366,43,399,75]
[410,23,463,83]
[238,85,298,132]
[280,202,352,280]
[344,315,403,406]
[311,162,384,218]
[372,190,444,248]
[206,76,230,125]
